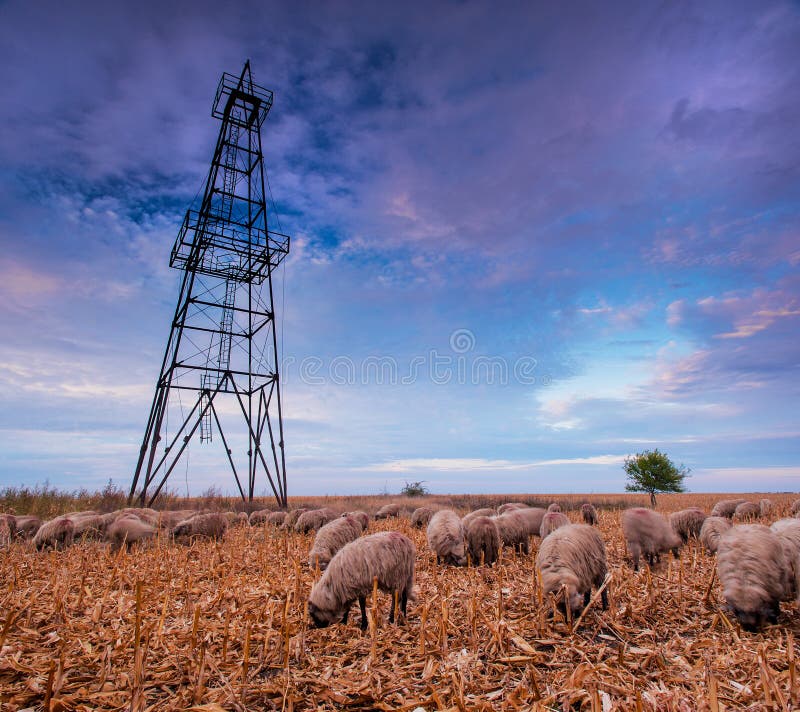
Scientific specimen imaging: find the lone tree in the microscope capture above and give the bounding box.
[624,449,689,507]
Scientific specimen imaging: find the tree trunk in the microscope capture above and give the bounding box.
[650,491,657,508]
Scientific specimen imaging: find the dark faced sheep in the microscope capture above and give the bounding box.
[717,524,788,632]
[308,531,415,631]
[494,511,530,554]
[342,511,369,532]
[497,502,528,514]
[172,512,228,542]
[426,510,466,566]
[622,507,681,570]
[461,508,497,528]
[540,511,570,539]
[33,516,75,551]
[537,524,609,616]
[465,515,500,567]
[285,508,309,530]
[295,508,338,534]
[710,499,747,519]
[733,502,761,522]
[670,507,707,542]
[581,503,598,526]
[410,506,435,528]
[374,503,401,520]
[107,514,157,550]
[309,515,363,571]
[699,516,732,553]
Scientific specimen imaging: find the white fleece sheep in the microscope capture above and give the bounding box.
[426,510,466,566]
[308,531,415,630]
[716,524,788,632]
[309,515,362,571]
[621,507,681,570]
[537,524,609,616]
[699,516,732,554]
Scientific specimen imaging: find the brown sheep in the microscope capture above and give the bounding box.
[309,516,362,571]
[119,507,161,526]
[497,502,528,514]
[155,510,196,530]
[540,511,570,539]
[0,515,14,546]
[669,507,707,542]
[295,508,338,534]
[106,514,157,550]
[547,503,562,513]
[172,512,228,541]
[342,511,369,532]
[771,519,800,601]
[581,503,598,526]
[374,503,402,520]
[285,508,309,529]
[248,509,272,525]
[514,507,547,537]
[71,513,107,541]
[699,516,732,553]
[759,498,773,518]
[426,510,466,565]
[12,515,42,540]
[464,515,500,566]
[410,506,435,528]
[710,499,748,519]
[622,507,681,570]
[717,524,788,631]
[494,510,530,554]
[733,502,761,522]
[308,531,415,631]
[33,516,75,551]
[461,508,497,528]
[537,524,609,616]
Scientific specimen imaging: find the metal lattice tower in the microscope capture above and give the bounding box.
[130,61,290,507]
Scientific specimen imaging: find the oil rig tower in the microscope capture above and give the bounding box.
[130,62,290,507]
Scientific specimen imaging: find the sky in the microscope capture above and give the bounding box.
[0,0,798,497]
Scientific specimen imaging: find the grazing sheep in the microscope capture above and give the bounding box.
[342,511,369,532]
[514,507,547,537]
[537,524,609,616]
[733,502,761,522]
[581,503,598,526]
[716,524,788,631]
[547,503,562,513]
[295,508,338,534]
[0,515,14,546]
[621,508,681,570]
[267,511,288,527]
[759,498,773,517]
[375,503,401,520]
[12,515,42,540]
[427,510,466,565]
[309,516,362,571]
[540,511,570,539]
[710,499,748,519]
[771,519,800,601]
[106,514,157,550]
[699,516,732,554]
[461,508,497,528]
[308,531,415,631]
[33,516,75,551]
[410,506,435,528]
[249,509,272,526]
[464,515,500,566]
[497,502,528,514]
[156,510,196,530]
[71,513,107,541]
[120,507,161,526]
[669,507,707,542]
[791,499,800,516]
[285,508,309,529]
[172,512,228,541]
[494,511,530,554]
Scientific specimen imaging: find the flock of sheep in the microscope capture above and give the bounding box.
[3,496,800,635]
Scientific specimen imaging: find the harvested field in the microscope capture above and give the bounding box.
[1,493,799,710]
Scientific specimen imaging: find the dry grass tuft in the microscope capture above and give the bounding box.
[0,493,798,710]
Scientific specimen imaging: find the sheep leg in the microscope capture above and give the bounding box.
[358,596,368,631]
[601,588,608,610]
[389,591,396,624]
[401,588,408,618]
[341,602,351,625]
[583,591,590,608]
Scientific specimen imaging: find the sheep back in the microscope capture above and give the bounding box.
[284,508,309,529]
[733,502,760,522]
[465,515,500,566]
[374,503,401,520]
[107,515,156,548]
[461,508,496,528]
[710,499,747,518]
[342,511,369,532]
[426,510,466,565]
[173,512,228,541]
[494,511,530,554]
[669,507,707,542]
[621,507,681,570]
[699,516,732,553]
[540,511,570,539]
[33,516,75,551]
[309,516,362,571]
[410,506,435,528]
[295,508,338,534]
[497,502,528,514]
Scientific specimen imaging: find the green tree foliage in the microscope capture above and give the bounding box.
[624,449,689,507]
[400,480,429,497]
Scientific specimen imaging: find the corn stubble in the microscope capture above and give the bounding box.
[0,493,798,710]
